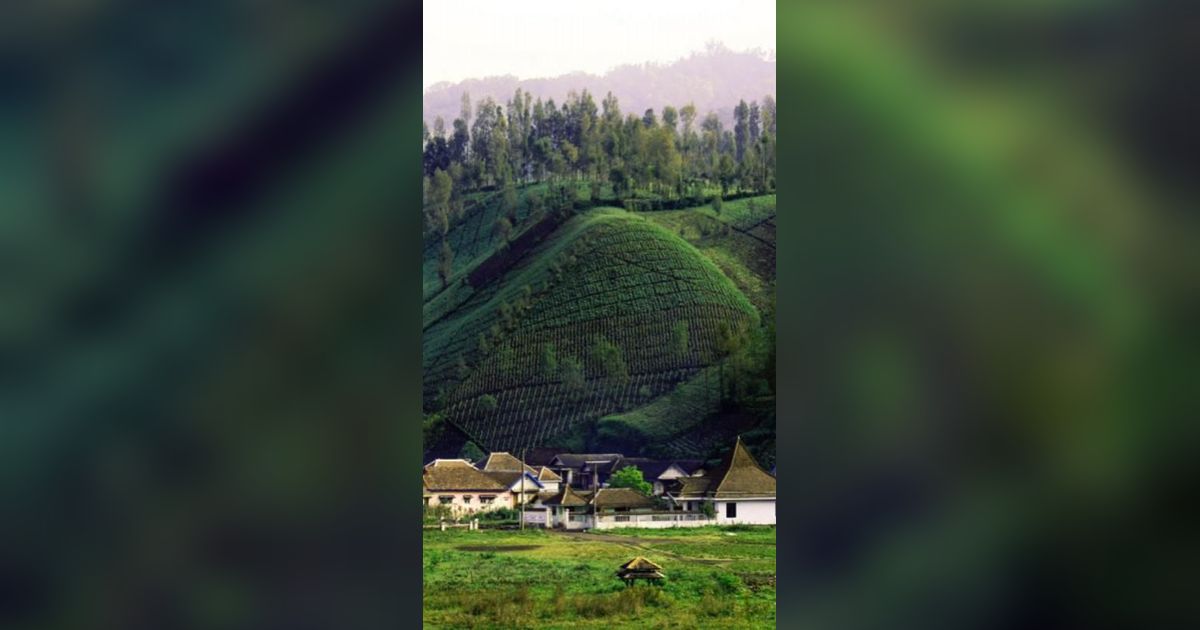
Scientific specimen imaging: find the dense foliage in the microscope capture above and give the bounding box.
[607,466,653,496]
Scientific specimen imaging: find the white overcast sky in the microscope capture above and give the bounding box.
[423,0,776,91]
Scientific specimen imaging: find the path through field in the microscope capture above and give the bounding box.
[548,530,735,565]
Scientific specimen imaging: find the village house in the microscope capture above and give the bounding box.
[664,437,776,525]
[422,459,514,516]
[477,451,564,503]
[533,437,776,528]
[426,439,776,528]
[547,453,708,494]
[611,457,695,496]
[482,469,544,504]
[548,453,624,489]
[536,486,667,530]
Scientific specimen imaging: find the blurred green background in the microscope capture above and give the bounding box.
[1,2,423,628]
[778,2,1199,628]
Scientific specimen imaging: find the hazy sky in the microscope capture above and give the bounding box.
[423,0,776,91]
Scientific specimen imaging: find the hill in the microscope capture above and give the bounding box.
[424,206,760,453]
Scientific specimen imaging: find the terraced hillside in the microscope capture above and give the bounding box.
[424,208,759,452]
[590,195,777,458]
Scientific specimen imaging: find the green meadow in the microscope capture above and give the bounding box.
[423,526,776,629]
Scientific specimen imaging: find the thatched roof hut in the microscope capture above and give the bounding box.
[617,556,665,584]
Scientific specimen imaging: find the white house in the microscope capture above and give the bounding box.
[422,459,514,516]
[664,437,776,525]
[483,469,544,505]
[533,466,562,492]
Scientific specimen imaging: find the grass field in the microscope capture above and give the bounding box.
[423,526,776,629]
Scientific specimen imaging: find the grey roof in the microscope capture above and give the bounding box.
[612,458,678,480]
[551,453,624,469]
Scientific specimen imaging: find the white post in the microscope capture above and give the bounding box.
[440,519,446,532]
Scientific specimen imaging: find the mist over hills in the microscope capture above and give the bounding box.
[423,43,775,129]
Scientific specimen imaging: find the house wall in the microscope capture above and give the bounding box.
[592,513,715,529]
[546,507,591,530]
[715,499,775,525]
[522,508,547,526]
[427,492,514,515]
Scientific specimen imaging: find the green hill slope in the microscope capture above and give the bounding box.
[423,209,759,451]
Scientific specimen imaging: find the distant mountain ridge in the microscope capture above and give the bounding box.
[423,44,775,130]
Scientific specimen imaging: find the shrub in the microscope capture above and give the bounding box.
[713,571,743,595]
[478,507,519,521]
[698,589,725,617]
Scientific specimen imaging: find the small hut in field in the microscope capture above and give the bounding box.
[617,556,665,585]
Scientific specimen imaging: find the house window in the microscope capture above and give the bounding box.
[463,495,473,504]
[438,495,454,504]
[726,502,737,518]
[481,495,496,503]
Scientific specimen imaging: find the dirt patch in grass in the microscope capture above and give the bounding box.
[456,544,542,552]
[738,572,776,591]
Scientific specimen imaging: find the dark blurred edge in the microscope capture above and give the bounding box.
[1,1,425,629]
[776,3,1200,630]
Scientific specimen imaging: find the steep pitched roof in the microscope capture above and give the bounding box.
[541,485,589,507]
[619,556,663,571]
[423,459,508,491]
[666,477,713,498]
[705,437,776,498]
[536,466,562,482]
[590,487,657,510]
[482,452,536,473]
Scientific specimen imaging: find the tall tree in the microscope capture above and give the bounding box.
[425,168,453,234]
[748,102,760,146]
[460,92,472,137]
[438,240,454,289]
[645,126,682,195]
[450,117,469,164]
[733,99,750,162]
[661,105,678,133]
[642,108,657,128]
[680,103,697,138]
[761,95,776,137]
